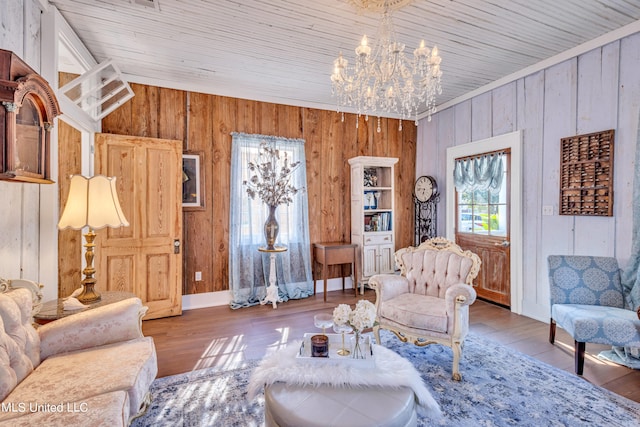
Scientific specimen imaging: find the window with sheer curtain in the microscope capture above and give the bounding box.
[229,133,314,309]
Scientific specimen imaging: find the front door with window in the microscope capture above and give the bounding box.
[455,151,511,306]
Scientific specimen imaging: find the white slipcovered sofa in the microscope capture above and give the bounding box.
[0,285,157,426]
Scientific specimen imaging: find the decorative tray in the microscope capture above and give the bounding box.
[295,333,375,368]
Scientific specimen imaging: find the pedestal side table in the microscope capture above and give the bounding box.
[259,246,288,309]
[313,242,360,302]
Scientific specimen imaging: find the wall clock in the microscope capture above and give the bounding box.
[414,176,439,245]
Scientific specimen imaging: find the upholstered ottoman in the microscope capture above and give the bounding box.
[264,382,417,427]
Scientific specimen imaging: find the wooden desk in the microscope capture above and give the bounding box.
[313,242,360,302]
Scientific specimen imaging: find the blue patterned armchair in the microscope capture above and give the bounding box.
[548,255,640,375]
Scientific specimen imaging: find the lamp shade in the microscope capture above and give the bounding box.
[58,175,129,230]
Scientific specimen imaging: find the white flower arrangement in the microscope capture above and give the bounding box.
[243,140,301,207]
[332,299,377,333]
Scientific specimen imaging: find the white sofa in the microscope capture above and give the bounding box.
[0,285,157,426]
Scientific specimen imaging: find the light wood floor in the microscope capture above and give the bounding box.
[142,289,640,403]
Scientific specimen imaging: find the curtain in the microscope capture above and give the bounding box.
[453,153,505,193]
[621,108,640,312]
[229,133,314,309]
[599,110,640,368]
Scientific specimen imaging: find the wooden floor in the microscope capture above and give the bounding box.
[142,289,640,403]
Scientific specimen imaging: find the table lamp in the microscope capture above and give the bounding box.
[58,175,129,303]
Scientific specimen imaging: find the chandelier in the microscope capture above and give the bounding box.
[330,1,442,131]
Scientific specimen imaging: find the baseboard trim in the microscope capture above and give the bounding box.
[181,277,357,311]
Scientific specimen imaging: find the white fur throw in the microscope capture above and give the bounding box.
[247,340,441,418]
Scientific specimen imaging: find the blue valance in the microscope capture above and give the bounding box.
[453,153,505,193]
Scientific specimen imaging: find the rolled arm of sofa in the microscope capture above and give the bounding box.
[369,274,410,302]
[444,283,477,313]
[38,298,148,360]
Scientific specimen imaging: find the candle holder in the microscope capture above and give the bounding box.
[310,334,329,357]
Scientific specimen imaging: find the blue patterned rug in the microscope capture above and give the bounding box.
[132,331,640,426]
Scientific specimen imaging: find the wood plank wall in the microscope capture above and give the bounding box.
[57,72,83,298]
[100,84,416,295]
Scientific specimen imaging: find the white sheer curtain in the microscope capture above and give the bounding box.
[229,133,314,309]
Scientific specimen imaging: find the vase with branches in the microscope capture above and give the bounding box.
[243,140,301,249]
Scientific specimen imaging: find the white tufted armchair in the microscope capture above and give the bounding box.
[370,237,481,380]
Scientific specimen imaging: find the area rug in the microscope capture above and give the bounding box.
[132,331,640,426]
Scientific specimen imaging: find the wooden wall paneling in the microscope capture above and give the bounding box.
[1,0,23,55]
[57,119,82,297]
[436,107,456,239]
[492,82,517,136]
[258,101,277,136]
[236,98,256,134]
[471,92,492,141]
[277,104,303,138]
[158,88,186,142]
[454,101,472,145]
[615,33,640,265]
[24,0,41,70]
[541,59,578,262]
[320,108,346,246]
[55,73,82,296]
[573,44,619,256]
[211,95,234,292]
[394,125,417,250]
[100,85,417,296]
[416,115,439,233]
[371,118,389,158]
[131,83,159,138]
[356,114,373,157]
[21,184,39,280]
[183,92,213,294]
[0,182,22,278]
[304,108,322,249]
[416,115,438,177]
[517,70,545,309]
[101,89,133,135]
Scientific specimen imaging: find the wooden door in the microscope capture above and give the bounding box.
[455,150,511,307]
[94,133,183,319]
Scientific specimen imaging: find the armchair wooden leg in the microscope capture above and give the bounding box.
[373,325,382,346]
[549,319,556,344]
[575,341,585,375]
[451,340,462,381]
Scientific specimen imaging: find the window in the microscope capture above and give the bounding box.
[229,133,314,308]
[456,153,508,236]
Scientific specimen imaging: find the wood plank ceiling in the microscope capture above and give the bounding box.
[51,0,640,117]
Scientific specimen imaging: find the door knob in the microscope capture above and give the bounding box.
[494,240,510,247]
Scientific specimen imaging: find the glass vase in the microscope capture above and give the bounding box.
[351,331,366,359]
[263,204,279,250]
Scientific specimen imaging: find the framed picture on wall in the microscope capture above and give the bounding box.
[182,152,205,210]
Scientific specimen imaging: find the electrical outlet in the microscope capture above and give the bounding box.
[542,205,553,216]
[195,271,202,281]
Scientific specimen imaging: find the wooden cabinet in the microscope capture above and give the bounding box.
[0,49,60,184]
[349,156,398,285]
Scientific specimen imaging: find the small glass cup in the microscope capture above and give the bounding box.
[313,313,333,334]
[333,323,352,356]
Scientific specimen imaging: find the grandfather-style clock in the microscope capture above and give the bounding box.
[414,175,439,246]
